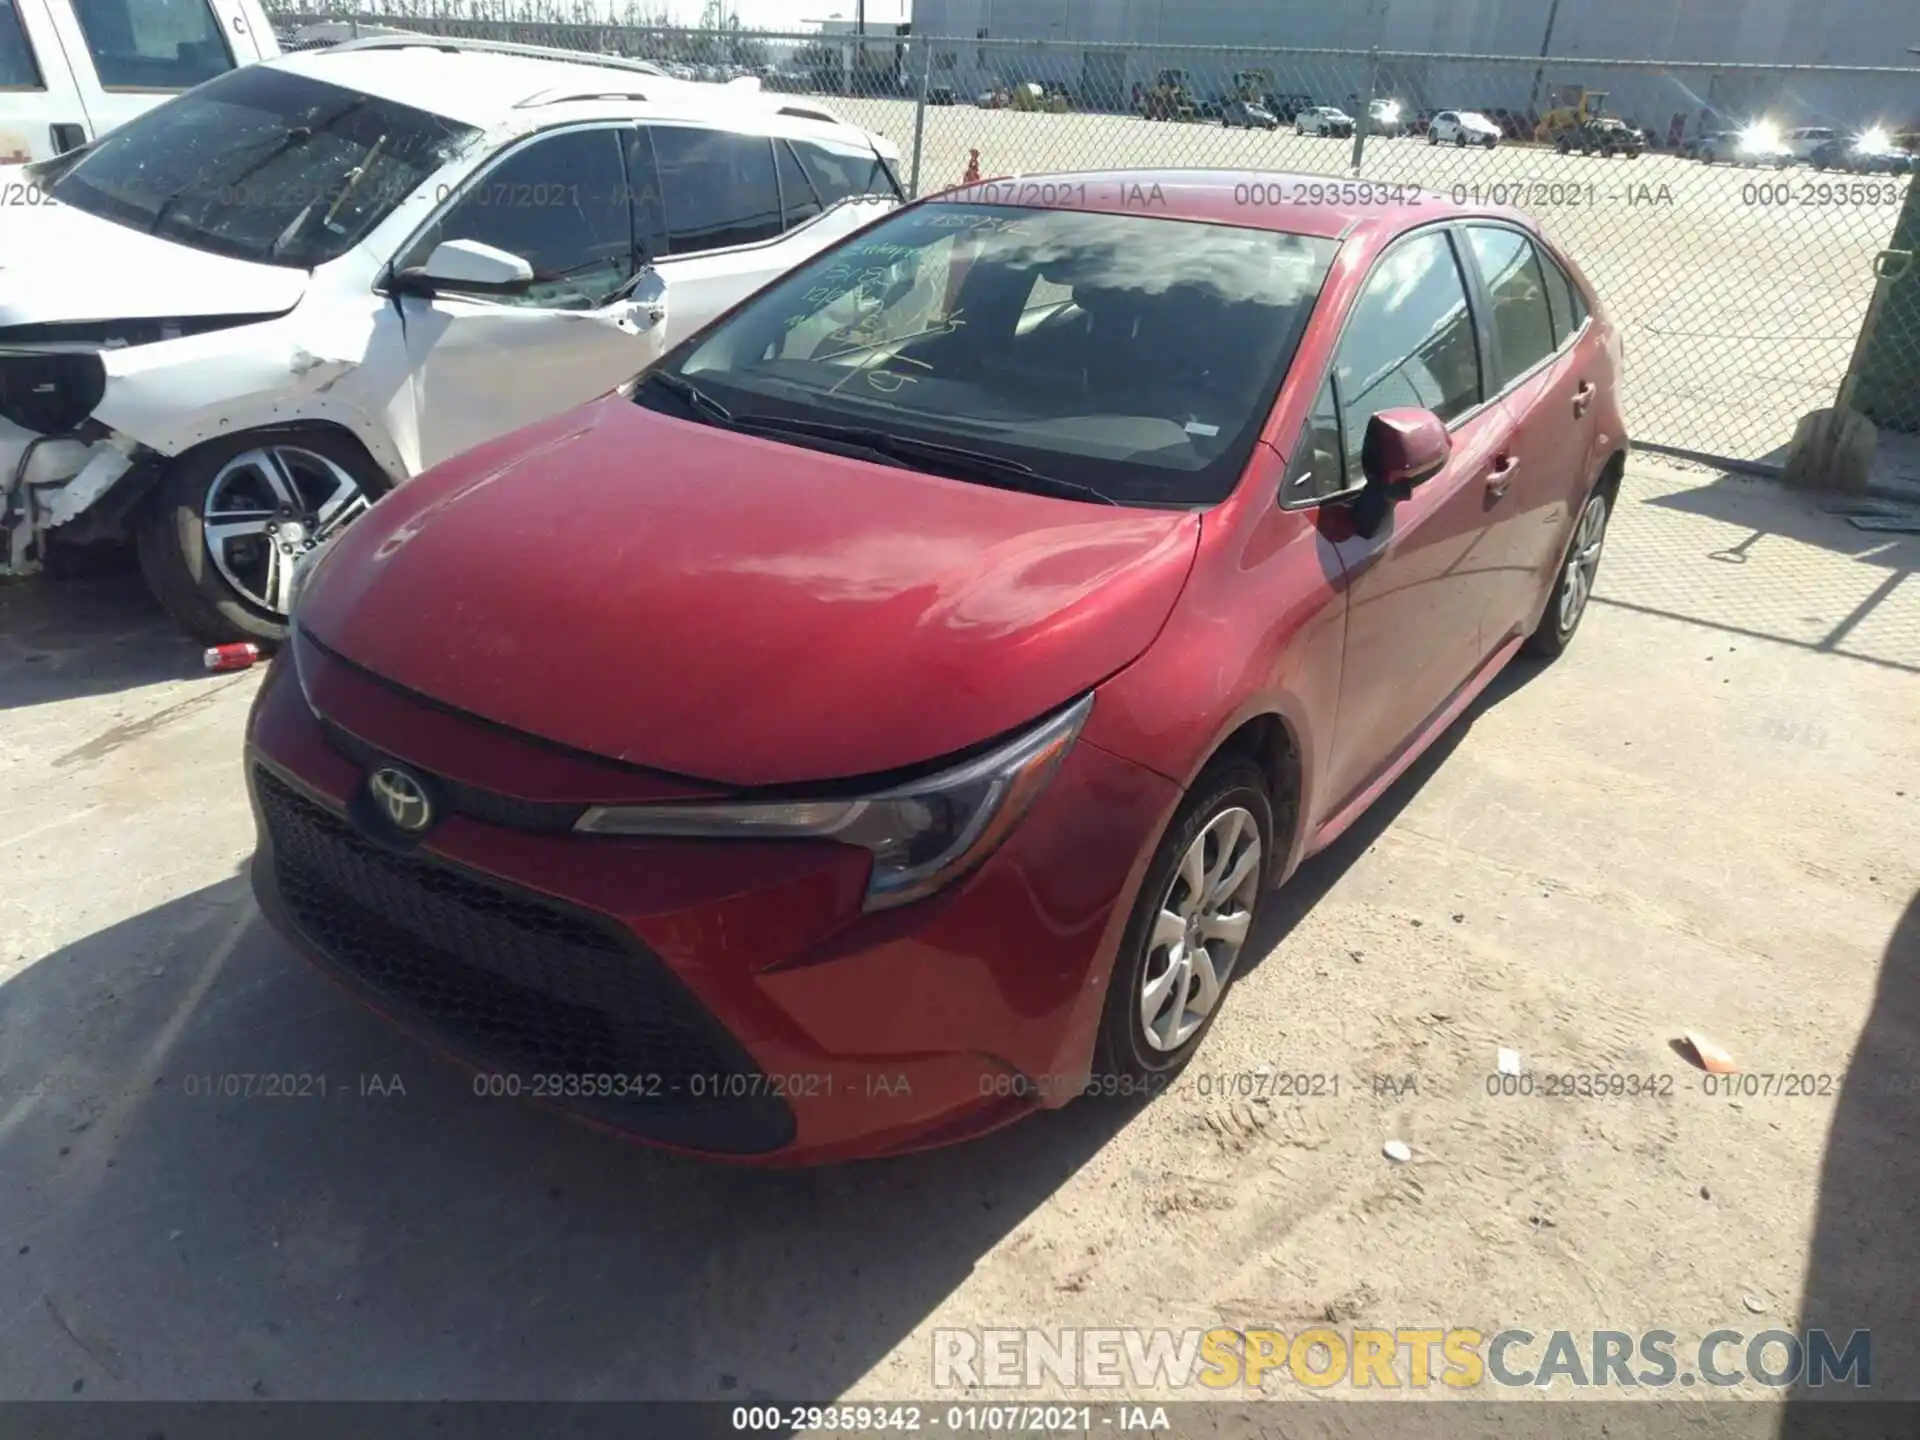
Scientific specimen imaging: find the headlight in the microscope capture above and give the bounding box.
[575,693,1094,912]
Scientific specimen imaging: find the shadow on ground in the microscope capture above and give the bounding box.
[1778,888,1920,1430]
[0,872,1139,1401]
[0,567,206,708]
[1240,651,1547,979]
[1646,469,1920,572]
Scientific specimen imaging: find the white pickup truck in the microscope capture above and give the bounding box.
[1,0,279,163]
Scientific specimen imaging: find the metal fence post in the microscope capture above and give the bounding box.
[909,35,933,197]
[1350,47,1378,174]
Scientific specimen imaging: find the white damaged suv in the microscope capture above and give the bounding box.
[0,34,903,643]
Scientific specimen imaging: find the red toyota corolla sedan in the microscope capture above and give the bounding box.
[245,170,1626,1165]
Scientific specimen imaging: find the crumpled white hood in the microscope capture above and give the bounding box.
[0,178,309,329]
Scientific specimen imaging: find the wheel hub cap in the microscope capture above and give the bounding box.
[1140,806,1263,1054]
[201,446,370,617]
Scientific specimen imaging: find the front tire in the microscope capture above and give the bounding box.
[135,428,390,646]
[1092,759,1272,1087]
[1524,482,1612,660]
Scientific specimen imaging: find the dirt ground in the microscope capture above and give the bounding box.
[0,458,1915,1413]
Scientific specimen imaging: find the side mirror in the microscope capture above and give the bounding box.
[1361,407,1451,499]
[394,239,535,296]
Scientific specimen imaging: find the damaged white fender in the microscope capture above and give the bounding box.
[90,293,414,481]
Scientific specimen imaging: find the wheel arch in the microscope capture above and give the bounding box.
[163,417,393,480]
[159,414,405,488]
[1594,446,1628,508]
[1188,707,1308,885]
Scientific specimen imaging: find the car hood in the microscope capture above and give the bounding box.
[0,182,308,329]
[297,395,1202,788]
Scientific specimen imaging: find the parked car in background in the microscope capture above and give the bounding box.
[1555,116,1644,157]
[1485,106,1531,140]
[1784,126,1839,163]
[1368,98,1406,136]
[1811,128,1914,174]
[1221,97,1279,129]
[1697,124,1794,167]
[1295,105,1354,138]
[1265,92,1312,122]
[0,0,279,164]
[0,34,904,643]
[248,169,1625,1164]
[1429,110,1502,148]
[1681,128,1730,159]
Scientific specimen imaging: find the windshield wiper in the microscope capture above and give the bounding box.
[726,415,1118,505]
[640,370,734,424]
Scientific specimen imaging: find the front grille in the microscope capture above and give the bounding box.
[254,765,794,1153]
[318,719,585,833]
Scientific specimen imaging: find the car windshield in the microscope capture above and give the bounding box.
[642,202,1338,508]
[49,65,481,270]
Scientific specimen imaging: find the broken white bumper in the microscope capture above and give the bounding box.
[0,422,142,575]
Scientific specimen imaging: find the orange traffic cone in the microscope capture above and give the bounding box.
[961,148,981,185]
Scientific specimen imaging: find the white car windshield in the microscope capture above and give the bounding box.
[645,202,1340,507]
[1461,112,1494,126]
[48,66,480,270]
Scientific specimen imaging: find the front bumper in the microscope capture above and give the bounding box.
[0,424,139,574]
[244,640,1182,1164]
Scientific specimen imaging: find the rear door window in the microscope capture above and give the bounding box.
[1,1,43,88]
[793,139,901,204]
[1536,247,1588,345]
[775,139,823,228]
[1462,225,1557,388]
[649,125,784,255]
[70,0,235,90]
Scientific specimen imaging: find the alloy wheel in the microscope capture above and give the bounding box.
[1558,492,1609,634]
[201,446,370,616]
[1140,806,1262,1053]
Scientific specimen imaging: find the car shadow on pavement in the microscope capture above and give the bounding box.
[1645,470,1920,571]
[1238,651,1548,980]
[0,568,207,707]
[1778,886,1920,1428]
[0,871,1137,1402]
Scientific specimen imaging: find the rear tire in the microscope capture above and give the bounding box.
[1524,481,1613,660]
[1091,759,1273,1089]
[135,428,390,646]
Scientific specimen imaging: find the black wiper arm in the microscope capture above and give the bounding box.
[639,370,734,425]
[727,416,1118,505]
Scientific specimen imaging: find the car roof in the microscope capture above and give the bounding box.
[930,168,1532,241]
[270,43,878,139]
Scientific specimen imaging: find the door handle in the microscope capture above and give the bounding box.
[1572,381,1596,417]
[1485,455,1520,498]
[49,123,87,154]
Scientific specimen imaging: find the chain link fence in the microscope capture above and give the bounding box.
[266,11,1920,463]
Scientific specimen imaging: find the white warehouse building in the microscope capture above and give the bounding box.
[908,0,1920,133]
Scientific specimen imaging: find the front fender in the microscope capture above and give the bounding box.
[91,293,414,482]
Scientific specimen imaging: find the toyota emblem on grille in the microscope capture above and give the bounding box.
[368,767,433,833]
